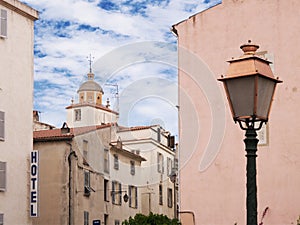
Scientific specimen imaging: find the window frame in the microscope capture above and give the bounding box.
[129,185,138,208]
[84,170,91,196]
[167,188,173,208]
[159,184,163,205]
[104,148,109,173]
[112,181,122,205]
[0,111,4,141]
[74,109,81,121]
[113,154,119,170]
[0,161,6,191]
[157,152,164,174]
[0,9,7,38]
[84,211,89,225]
[104,179,109,202]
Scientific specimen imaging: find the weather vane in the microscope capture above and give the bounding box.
[87,54,94,73]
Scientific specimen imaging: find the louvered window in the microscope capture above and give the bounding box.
[0,9,7,38]
[0,161,6,191]
[0,111,4,141]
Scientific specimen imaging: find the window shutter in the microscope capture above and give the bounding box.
[119,183,122,204]
[112,181,115,204]
[128,186,132,207]
[135,186,138,208]
[0,161,6,191]
[0,111,4,140]
[0,9,7,38]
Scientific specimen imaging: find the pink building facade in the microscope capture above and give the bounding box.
[172,0,300,224]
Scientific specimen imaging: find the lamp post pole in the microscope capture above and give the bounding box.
[244,126,259,225]
[218,41,282,225]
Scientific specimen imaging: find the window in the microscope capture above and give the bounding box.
[167,157,172,176]
[104,148,109,173]
[84,171,91,196]
[0,161,6,191]
[104,214,108,225]
[104,179,109,202]
[0,213,3,225]
[114,220,120,225]
[75,109,81,121]
[174,158,178,170]
[113,154,119,170]
[130,161,135,175]
[167,188,173,208]
[84,211,89,225]
[129,185,138,208]
[0,111,4,141]
[83,140,88,161]
[157,153,164,173]
[159,184,163,205]
[0,9,7,38]
[112,181,122,205]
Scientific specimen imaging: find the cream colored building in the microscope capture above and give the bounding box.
[0,0,38,224]
[33,123,146,225]
[172,0,300,224]
[116,125,177,218]
[33,69,177,224]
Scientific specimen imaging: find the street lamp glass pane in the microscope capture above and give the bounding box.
[257,76,276,119]
[226,76,255,119]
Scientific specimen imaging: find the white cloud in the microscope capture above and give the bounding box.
[21,0,219,135]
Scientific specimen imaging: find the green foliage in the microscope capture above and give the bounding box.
[122,212,181,225]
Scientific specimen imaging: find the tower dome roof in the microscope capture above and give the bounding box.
[77,72,104,94]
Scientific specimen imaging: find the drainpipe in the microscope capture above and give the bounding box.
[68,144,77,225]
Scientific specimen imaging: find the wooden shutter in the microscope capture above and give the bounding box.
[0,161,6,191]
[119,183,122,204]
[112,181,115,204]
[0,9,7,37]
[135,186,138,208]
[0,111,4,140]
[128,186,132,207]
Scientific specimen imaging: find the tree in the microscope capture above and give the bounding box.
[122,213,181,225]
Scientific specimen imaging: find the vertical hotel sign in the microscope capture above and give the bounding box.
[30,150,39,217]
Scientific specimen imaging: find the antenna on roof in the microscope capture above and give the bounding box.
[105,83,119,117]
[87,53,94,73]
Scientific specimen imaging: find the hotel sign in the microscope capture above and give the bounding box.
[30,150,39,217]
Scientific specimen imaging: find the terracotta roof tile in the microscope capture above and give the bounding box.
[33,123,112,141]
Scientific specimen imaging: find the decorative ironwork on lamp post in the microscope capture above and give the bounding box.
[218,40,282,225]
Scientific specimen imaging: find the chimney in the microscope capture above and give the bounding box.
[33,110,39,122]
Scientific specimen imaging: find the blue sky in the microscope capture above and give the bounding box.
[22,0,221,137]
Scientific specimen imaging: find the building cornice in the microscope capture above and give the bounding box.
[0,0,38,21]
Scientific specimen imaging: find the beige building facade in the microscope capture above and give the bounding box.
[33,124,146,225]
[33,69,177,224]
[172,0,300,224]
[0,0,38,224]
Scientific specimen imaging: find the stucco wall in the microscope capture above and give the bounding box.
[174,0,300,224]
[0,1,37,224]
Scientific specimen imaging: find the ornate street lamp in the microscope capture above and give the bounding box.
[218,40,282,225]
